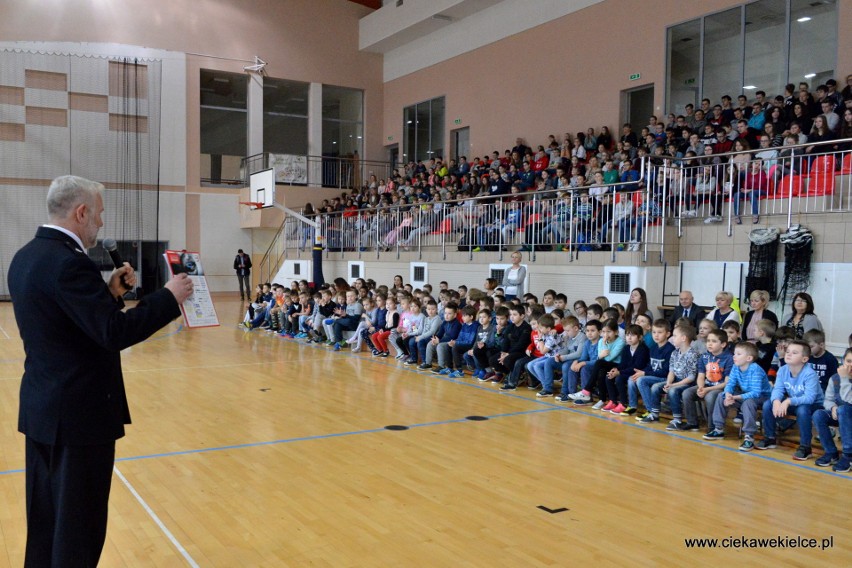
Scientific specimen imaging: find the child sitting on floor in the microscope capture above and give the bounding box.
[704,342,772,451]
[813,348,852,472]
[756,340,823,460]
[680,329,732,432]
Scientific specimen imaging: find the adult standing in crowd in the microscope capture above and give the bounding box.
[741,289,778,341]
[501,251,526,300]
[7,175,193,567]
[234,248,252,300]
[781,292,823,339]
[667,290,707,328]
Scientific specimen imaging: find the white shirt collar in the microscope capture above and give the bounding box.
[43,224,87,254]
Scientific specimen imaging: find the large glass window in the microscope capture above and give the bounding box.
[665,0,837,111]
[789,0,837,87]
[666,20,701,114]
[403,96,445,163]
[743,0,787,97]
[322,85,363,158]
[200,70,247,183]
[263,78,308,155]
[702,8,743,103]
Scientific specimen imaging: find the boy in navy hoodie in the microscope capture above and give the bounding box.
[443,305,480,378]
[813,348,852,472]
[756,340,823,459]
[632,319,676,418]
[422,303,461,371]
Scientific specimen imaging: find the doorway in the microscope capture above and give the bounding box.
[450,127,470,160]
[621,85,655,132]
[387,144,399,170]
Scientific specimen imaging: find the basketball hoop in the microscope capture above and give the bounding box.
[239,201,264,210]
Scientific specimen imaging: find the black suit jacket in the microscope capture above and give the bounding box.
[8,227,181,446]
[668,304,707,329]
[234,253,252,276]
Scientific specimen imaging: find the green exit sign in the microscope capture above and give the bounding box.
[684,78,696,85]
[454,118,462,124]
[629,73,641,81]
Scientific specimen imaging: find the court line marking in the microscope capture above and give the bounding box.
[281,333,852,480]
[0,322,10,340]
[3,331,846,479]
[114,466,200,567]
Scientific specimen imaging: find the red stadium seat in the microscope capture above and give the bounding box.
[807,156,836,196]
[773,175,805,198]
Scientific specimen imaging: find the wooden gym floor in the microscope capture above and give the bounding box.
[0,297,848,567]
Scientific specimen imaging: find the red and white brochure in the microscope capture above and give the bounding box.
[164,250,220,328]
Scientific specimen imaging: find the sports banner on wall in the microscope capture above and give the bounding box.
[269,153,308,184]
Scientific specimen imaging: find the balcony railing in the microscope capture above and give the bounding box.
[253,136,851,283]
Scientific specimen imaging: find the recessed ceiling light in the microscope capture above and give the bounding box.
[743,85,757,90]
[797,16,812,22]
[804,73,816,78]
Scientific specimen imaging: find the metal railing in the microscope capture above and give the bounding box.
[240,152,399,191]
[271,181,665,265]
[643,137,852,237]
[254,136,851,276]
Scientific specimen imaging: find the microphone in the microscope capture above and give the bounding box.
[102,238,132,290]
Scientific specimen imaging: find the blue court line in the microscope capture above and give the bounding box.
[267,331,852,480]
[0,407,559,476]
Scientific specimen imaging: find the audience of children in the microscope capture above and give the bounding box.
[244,279,850,471]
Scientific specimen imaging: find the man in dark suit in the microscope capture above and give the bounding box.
[667,290,707,329]
[234,248,252,300]
[7,175,194,567]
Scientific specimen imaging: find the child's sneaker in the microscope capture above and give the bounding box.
[792,446,813,461]
[536,390,553,398]
[371,349,380,356]
[609,403,626,414]
[476,372,491,382]
[639,413,659,423]
[403,358,418,366]
[448,370,464,379]
[739,436,755,452]
[554,394,570,403]
[526,381,542,391]
[702,429,725,440]
[635,412,652,421]
[591,400,605,410]
[677,422,700,432]
[665,419,682,431]
[815,453,838,467]
[833,454,851,473]
[619,406,637,416]
[568,391,590,402]
[333,342,342,352]
[602,401,617,412]
[500,383,517,391]
[490,373,504,383]
[418,363,432,370]
[755,438,777,450]
[378,352,389,358]
[732,412,743,424]
[395,353,406,360]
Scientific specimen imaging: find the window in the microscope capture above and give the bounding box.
[666,20,701,114]
[322,85,363,158]
[200,70,247,183]
[403,96,445,163]
[789,0,837,87]
[665,0,837,111]
[263,78,308,155]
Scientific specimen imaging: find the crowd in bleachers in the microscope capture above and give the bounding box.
[294,75,852,252]
[242,275,852,473]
